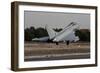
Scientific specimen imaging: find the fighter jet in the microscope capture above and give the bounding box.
[32,22,79,45]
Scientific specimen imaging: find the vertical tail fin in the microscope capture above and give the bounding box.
[45,25,57,39]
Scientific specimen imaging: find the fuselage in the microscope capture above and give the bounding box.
[53,23,79,42]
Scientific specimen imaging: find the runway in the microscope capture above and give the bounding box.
[24,52,90,61]
[24,42,90,61]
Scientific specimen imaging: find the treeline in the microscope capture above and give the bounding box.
[75,29,90,42]
[25,26,90,42]
[24,27,48,41]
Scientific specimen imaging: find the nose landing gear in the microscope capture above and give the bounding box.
[66,41,69,45]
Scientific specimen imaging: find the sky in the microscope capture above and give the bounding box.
[24,11,90,29]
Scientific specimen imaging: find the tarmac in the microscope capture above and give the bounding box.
[24,42,90,61]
